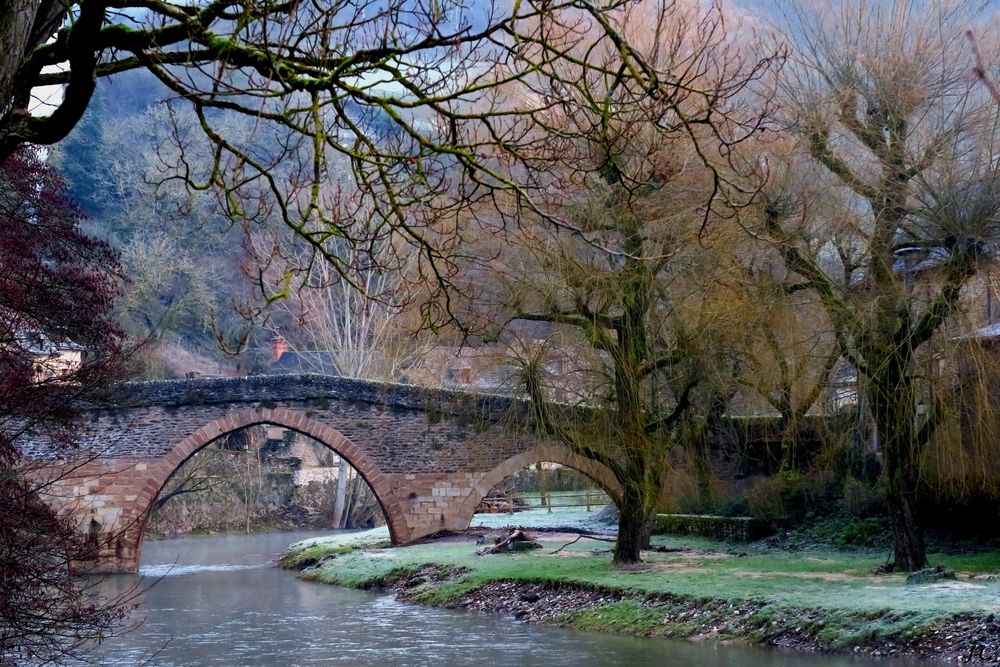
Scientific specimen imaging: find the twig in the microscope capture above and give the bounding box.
[968,31,1000,104]
[549,534,617,555]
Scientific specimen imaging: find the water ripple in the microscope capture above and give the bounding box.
[139,563,264,577]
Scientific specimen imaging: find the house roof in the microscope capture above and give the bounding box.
[13,329,84,356]
[973,321,1000,339]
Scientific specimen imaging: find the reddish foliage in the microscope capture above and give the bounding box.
[0,147,133,663]
[0,475,134,665]
[0,146,124,461]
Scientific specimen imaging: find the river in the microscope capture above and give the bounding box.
[86,531,922,666]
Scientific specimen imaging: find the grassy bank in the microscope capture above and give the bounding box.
[278,525,1000,660]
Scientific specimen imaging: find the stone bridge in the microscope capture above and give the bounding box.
[27,375,622,573]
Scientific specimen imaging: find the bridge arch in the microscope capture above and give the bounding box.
[133,406,405,560]
[455,445,623,529]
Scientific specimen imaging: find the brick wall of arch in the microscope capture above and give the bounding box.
[55,407,408,573]
[38,404,623,573]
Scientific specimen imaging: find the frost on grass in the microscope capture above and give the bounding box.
[471,505,616,533]
[288,526,390,551]
[280,527,392,568]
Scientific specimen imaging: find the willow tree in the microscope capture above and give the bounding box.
[763,0,1000,570]
[472,0,776,564]
[742,295,837,469]
[734,215,843,472]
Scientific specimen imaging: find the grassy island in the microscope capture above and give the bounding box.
[279,517,1000,663]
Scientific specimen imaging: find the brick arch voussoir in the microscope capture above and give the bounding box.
[455,445,623,528]
[133,407,406,546]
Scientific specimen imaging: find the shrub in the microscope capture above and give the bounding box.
[717,496,751,518]
[747,470,837,526]
[842,477,884,518]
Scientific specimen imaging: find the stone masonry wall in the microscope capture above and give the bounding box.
[26,376,621,572]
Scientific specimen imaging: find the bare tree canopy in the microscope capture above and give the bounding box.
[763,0,1000,570]
[462,0,780,564]
[2,0,619,154]
[2,0,684,326]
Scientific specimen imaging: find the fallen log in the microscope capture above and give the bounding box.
[475,529,542,555]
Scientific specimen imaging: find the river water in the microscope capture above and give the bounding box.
[87,531,920,666]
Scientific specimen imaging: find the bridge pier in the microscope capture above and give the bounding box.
[388,472,488,540]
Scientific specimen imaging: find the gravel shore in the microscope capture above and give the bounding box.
[384,565,1000,663]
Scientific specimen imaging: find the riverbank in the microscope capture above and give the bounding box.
[279,525,1000,663]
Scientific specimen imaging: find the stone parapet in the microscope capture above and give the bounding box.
[93,374,527,422]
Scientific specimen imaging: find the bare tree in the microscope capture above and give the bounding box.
[150,451,216,514]
[118,231,218,343]
[763,0,1000,570]
[736,259,841,471]
[3,0,678,331]
[470,0,778,564]
[249,215,430,381]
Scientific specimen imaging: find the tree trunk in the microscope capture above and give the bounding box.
[536,462,548,513]
[869,362,928,571]
[640,511,655,550]
[882,406,927,570]
[886,480,926,571]
[343,473,362,528]
[331,457,348,530]
[779,412,798,472]
[613,485,647,564]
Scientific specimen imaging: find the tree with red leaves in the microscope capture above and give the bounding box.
[0,146,132,664]
[0,146,123,425]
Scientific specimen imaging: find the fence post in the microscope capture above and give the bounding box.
[586,491,591,512]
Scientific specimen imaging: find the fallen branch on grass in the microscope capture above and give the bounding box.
[476,529,543,555]
[549,534,618,555]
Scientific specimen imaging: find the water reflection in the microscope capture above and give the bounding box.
[86,532,925,666]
